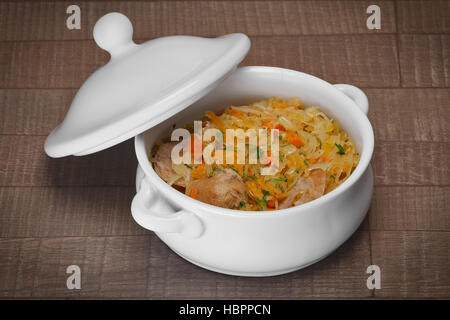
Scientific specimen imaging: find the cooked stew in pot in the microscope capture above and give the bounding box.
[151,97,359,211]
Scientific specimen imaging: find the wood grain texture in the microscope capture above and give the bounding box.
[0,136,137,186]
[3,88,449,140]
[0,186,368,238]
[3,184,449,238]
[0,89,73,135]
[0,1,396,41]
[371,231,450,298]
[399,35,450,87]
[1,136,448,187]
[0,0,448,299]
[288,229,371,298]
[0,236,151,298]
[247,36,400,88]
[0,35,400,89]
[370,186,450,231]
[0,186,146,237]
[99,236,152,297]
[373,141,450,186]
[0,229,371,298]
[366,89,450,142]
[32,237,108,298]
[0,41,109,89]
[2,182,445,239]
[397,0,450,34]
[0,238,40,297]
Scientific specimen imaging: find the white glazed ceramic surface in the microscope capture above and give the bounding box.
[132,66,374,276]
[44,13,250,158]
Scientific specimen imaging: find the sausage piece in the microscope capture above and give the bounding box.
[186,169,246,209]
[153,142,186,187]
[279,169,326,209]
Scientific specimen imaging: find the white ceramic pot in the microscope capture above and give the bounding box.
[132,66,374,277]
[42,13,374,277]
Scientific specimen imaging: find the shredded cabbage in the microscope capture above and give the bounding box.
[152,97,360,211]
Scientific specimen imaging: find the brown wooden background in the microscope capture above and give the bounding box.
[0,0,449,299]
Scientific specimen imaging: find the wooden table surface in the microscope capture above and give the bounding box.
[0,0,449,299]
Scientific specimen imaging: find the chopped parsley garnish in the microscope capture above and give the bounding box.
[261,198,267,208]
[330,175,336,179]
[335,143,346,155]
[257,190,270,209]
[209,166,222,177]
[272,175,287,183]
[238,201,246,208]
[227,164,239,175]
[304,160,308,165]
[184,164,193,169]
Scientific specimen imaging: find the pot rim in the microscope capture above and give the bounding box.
[135,66,374,217]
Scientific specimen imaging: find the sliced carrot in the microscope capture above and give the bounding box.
[316,154,328,163]
[286,131,304,147]
[261,120,273,128]
[247,180,263,199]
[206,111,225,131]
[273,103,297,109]
[190,163,205,179]
[229,107,245,120]
[266,199,276,208]
[275,124,286,131]
[231,164,244,176]
[189,188,199,199]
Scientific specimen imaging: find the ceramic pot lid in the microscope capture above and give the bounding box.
[44,12,250,158]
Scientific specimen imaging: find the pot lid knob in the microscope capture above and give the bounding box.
[93,12,136,57]
[44,12,250,158]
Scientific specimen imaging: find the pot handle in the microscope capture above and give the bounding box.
[333,84,369,115]
[131,178,203,238]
